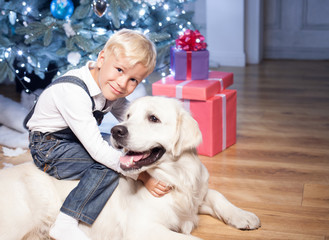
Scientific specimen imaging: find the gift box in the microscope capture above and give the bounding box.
[182,89,237,157]
[170,47,209,80]
[152,71,233,101]
[171,29,209,80]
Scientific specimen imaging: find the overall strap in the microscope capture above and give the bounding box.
[23,76,96,129]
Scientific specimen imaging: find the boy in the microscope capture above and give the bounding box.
[26,29,170,240]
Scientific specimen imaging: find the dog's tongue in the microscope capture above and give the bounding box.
[120,153,145,165]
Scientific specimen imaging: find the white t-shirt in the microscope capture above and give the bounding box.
[27,61,136,179]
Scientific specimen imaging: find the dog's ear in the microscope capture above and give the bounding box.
[172,108,202,156]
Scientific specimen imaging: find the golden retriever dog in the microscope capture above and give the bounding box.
[0,96,260,240]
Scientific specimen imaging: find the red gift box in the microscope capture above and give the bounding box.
[182,89,237,157]
[152,71,233,101]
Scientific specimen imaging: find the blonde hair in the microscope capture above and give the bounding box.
[103,29,157,75]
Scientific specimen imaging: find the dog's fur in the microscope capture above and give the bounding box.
[0,96,260,240]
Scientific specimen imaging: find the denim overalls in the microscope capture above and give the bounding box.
[25,76,119,225]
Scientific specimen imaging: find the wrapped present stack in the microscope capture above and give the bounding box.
[152,29,237,157]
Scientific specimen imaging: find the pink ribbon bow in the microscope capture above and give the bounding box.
[176,29,207,51]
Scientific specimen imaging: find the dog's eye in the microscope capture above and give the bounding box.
[126,114,130,119]
[148,115,160,123]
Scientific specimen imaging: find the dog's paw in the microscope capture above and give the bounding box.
[227,209,261,230]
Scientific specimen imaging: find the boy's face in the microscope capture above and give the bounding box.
[93,50,149,101]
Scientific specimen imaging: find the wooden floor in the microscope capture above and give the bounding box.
[1,60,329,239]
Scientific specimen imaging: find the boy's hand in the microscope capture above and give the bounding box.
[138,172,172,197]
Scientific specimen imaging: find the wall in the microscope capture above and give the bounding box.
[206,0,246,67]
[189,0,263,67]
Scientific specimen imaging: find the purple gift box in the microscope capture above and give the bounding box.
[170,47,209,80]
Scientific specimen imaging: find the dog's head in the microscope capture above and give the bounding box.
[110,96,202,172]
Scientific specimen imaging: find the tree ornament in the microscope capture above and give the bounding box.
[50,0,74,20]
[8,11,17,25]
[93,0,108,18]
[67,51,81,66]
[63,22,76,37]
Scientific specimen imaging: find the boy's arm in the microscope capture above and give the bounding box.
[138,172,172,197]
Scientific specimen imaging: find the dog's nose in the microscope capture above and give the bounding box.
[111,125,128,140]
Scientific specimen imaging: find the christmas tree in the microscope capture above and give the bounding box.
[0,0,196,92]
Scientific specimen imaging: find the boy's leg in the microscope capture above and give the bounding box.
[60,162,119,224]
[29,132,120,224]
[46,137,120,224]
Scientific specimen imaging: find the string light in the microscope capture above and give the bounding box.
[27,56,32,64]
[4,48,11,58]
[23,76,31,83]
[139,9,146,17]
[95,28,106,35]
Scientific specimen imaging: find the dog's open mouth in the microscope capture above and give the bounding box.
[120,147,166,171]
